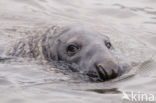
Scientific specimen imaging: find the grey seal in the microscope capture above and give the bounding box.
[4,25,127,81]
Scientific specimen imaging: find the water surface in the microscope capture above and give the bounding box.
[0,0,156,103]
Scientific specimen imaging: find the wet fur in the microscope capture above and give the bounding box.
[5,25,60,61]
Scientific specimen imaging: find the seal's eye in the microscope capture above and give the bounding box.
[66,44,80,56]
[105,41,112,49]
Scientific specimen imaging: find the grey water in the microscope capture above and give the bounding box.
[0,0,156,103]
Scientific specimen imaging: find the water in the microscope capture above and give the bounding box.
[0,0,156,103]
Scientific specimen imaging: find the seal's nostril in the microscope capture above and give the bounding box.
[111,69,118,78]
[97,65,105,75]
[96,63,121,81]
[96,64,108,81]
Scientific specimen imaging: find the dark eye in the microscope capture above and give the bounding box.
[105,41,112,49]
[66,44,80,56]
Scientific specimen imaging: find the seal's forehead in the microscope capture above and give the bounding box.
[55,25,110,41]
[70,26,109,40]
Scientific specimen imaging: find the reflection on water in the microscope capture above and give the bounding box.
[86,88,121,94]
[0,0,156,103]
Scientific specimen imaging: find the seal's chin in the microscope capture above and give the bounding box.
[86,71,118,82]
[86,71,119,82]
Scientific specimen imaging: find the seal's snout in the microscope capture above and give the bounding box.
[95,62,122,81]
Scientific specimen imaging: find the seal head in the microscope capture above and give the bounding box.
[47,25,126,81]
